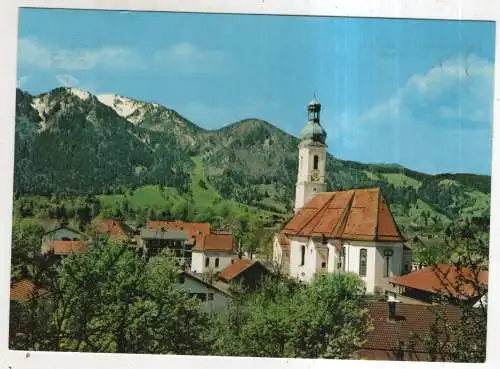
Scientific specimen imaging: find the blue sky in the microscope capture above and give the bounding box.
[17,8,495,175]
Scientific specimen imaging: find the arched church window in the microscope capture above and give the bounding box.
[300,155,303,170]
[359,249,367,276]
[313,155,319,170]
[300,245,305,266]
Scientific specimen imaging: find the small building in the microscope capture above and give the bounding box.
[138,228,190,261]
[191,233,236,274]
[390,264,488,305]
[359,299,461,361]
[175,271,231,313]
[95,219,132,244]
[218,259,270,290]
[41,226,88,256]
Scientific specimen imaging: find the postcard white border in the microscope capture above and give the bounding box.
[1,1,499,369]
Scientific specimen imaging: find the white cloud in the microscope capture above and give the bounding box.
[18,37,143,71]
[16,75,29,88]
[153,42,231,74]
[56,74,79,87]
[361,53,494,129]
[331,53,494,174]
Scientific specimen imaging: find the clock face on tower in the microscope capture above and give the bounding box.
[311,170,320,181]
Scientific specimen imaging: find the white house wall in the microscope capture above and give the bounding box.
[176,277,230,313]
[190,250,233,274]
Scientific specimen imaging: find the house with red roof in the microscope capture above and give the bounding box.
[359,299,461,361]
[41,226,89,256]
[218,258,270,290]
[141,220,236,271]
[390,264,488,305]
[274,98,412,294]
[191,232,236,274]
[95,219,132,244]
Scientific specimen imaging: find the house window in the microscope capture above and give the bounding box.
[215,258,220,268]
[404,264,409,273]
[207,293,214,301]
[313,155,319,170]
[205,257,209,267]
[321,261,326,269]
[359,249,367,277]
[178,274,185,284]
[300,245,305,266]
[342,246,346,271]
[383,249,394,278]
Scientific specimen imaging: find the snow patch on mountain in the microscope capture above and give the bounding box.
[69,88,90,100]
[30,97,49,130]
[97,93,141,121]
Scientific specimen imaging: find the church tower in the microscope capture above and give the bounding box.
[294,96,327,213]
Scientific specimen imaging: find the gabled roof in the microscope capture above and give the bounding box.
[284,188,404,242]
[390,264,488,300]
[361,301,460,357]
[43,226,87,238]
[178,271,231,297]
[98,219,131,237]
[146,221,210,247]
[10,280,49,303]
[140,228,188,241]
[218,259,255,282]
[46,240,88,255]
[193,233,234,252]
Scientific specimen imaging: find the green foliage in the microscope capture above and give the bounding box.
[212,273,372,358]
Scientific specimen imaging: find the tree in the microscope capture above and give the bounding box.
[211,272,372,359]
[404,219,488,362]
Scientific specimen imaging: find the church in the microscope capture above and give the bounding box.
[273,97,412,294]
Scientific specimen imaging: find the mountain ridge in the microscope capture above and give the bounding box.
[13,87,491,237]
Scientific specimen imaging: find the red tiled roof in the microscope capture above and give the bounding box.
[10,280,49,303]
[284,188,403,242]
[218,259,254,282]
[390,264,488,300]
[46,240,88,255]
[361,301,460,357]
[99,219,128,237]
[146,221,210,248]
[193,233,234,252]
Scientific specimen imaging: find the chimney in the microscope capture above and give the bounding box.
[387,292,400,321]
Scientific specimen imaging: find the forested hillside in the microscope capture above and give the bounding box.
[13,87,491,241]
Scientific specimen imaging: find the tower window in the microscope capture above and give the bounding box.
[313,155,319,170]
[359,249,367,277]
[300,245,305,266]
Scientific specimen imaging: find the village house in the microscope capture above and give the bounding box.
[139,220,236,272]
[359,297,461,361]
[175,271,231,313]
[41,226,88,256]
[218,259,270,290]
[273,97,412,294]
[94,219,133,244]
[191,232,236,274]
[390,264,488,306]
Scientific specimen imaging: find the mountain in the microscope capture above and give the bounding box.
[13,87,491,237]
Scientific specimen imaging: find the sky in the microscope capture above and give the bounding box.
[16,8,496,175]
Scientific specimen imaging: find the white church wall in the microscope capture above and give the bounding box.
[289,237,317,282]
[343,241,377,294]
